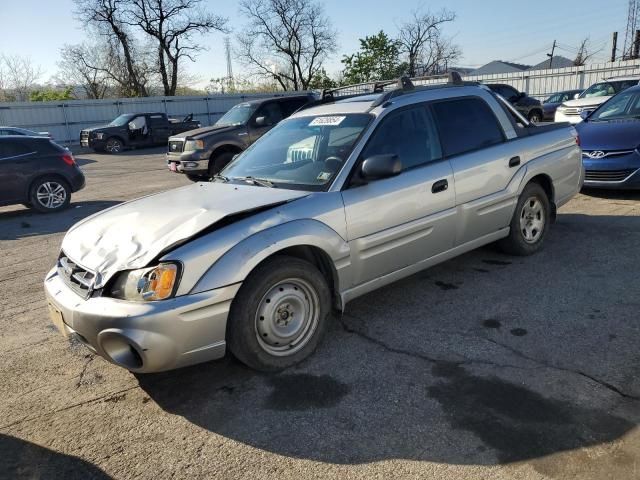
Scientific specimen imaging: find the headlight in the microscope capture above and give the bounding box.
[109,263,180,301]
[557,105,567,112]
[95,132,105,140]
[184,139,204,151]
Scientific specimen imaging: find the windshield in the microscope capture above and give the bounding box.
[590,90,640,121]
[215,103,258,126]
[220,114,373,191]
[109,114,135,127]
[581,82,615,98]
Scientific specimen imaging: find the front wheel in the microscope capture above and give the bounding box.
[498,182,550,256]
[105,137,124,154]
[208,151,236,179]
[528,110,542,123]
[226,256,331,371]
[29,177,71,213]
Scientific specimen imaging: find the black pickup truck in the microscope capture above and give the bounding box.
[166,95,313,181]
[80,112,200,153]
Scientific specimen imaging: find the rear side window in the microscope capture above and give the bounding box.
[148,115,166,126]
[281,98,309,117]
[362,105,442,170]
[0,140,32,158]
[432,98,505,157]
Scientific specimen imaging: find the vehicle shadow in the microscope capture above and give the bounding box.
[581,187,640,201]
[75,157,98,167]
[0,434,111,479]
[0,201,120,240]
[136,212,640,471]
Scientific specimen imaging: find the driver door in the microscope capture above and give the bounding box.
[127,115,149,145]
[248,102,284,144]
[341,104,457,286]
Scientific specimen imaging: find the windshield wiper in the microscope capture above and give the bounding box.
[235,176,275,188]
[212,174,229,183]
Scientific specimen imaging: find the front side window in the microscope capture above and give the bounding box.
[432,97,505,157]
[361,105,442,170]
[255,103,284,125]
[221,114,372,190]
[545,93,561,103]
[129,116,147,130]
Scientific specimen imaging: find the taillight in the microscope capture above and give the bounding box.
[576,134,580,146]
[61,153,75,166]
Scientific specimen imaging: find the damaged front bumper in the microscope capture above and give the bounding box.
[44,267,241,373]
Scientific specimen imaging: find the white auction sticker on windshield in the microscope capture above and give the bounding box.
[309,116,346,126]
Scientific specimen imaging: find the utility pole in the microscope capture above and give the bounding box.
[224,37,234,92]
[612,32,618,62]
[634,29,640,58]
[623,0,640,59]
[547,40,557,68]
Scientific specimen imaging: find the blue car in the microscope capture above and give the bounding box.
[577,85,640,189]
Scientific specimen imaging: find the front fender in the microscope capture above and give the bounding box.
[191,219,351,295]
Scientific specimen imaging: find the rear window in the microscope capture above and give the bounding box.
[432,97,505,157]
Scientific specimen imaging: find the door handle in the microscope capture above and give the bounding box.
[431,179,449,194]
[509,156,521,168]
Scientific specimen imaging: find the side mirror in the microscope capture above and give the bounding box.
[255,116,270,127]
[574,93,581,99]
[361,154,402,181]
[128,122,135,130]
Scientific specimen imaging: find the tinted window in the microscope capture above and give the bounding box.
[432,98,505,156]
[0,140,31,158]
[281,98,309,117]
[362,105,442,170]
[148,115,165,126]
[255,102,283,125]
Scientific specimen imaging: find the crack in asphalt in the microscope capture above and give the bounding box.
[339,313,640,402]
[0,386,140,431]
[76,355,96,388]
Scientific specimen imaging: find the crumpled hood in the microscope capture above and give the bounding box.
[562,96,610,109]
[61,182,308,287]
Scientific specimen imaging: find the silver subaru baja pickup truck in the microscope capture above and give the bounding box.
[45,74,583,373]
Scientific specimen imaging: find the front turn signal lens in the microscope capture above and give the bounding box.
[110,263,180,302]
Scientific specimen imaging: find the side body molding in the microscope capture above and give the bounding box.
[191,219,352,296]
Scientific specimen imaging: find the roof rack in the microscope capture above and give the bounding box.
[295,71,479,114]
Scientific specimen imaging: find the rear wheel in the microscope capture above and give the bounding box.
[29,177,71,213]
[105,137,124,154]
[226,256,331,371]
[498,182,550,256]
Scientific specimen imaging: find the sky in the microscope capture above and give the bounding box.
[0,0,630,87]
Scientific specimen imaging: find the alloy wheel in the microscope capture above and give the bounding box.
[36,181,67,210]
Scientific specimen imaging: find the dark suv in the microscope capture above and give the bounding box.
[0,136,85,212]
[167,95,313,181]
[487,84,544,123]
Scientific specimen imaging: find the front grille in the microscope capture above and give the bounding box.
[582,150,635,159]
[57,253,95,298]
[562,107,595,116]
[80,131,89,141]
[584,169,636,182]
[168,140,184,154]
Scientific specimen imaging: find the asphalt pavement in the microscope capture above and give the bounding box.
[1,147,639,479]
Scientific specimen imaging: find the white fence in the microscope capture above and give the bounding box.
[0,92,307,145]
[423,59,640,100]
[2,59,640,144]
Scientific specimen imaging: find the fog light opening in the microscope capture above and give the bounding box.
[101,335,144,370]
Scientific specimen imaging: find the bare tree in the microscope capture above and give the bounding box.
[57,44,110,99]
[396,8,460,77]
[0,55,43,101]
[74,0,150,96]
[122,0,227,96]
[573,37,602,66]
[237,0,337,91]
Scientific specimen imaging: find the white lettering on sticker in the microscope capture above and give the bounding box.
[309,116,346,127]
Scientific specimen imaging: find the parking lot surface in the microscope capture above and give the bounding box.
[1,148,639,479]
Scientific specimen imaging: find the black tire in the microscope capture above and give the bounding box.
[104,137,124,154]
[226,256,332,372]
[186,173,207,182]
[208,151,236,179]
[528,110,542,123]
[498,182,550,256]
[28,176,71,213]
